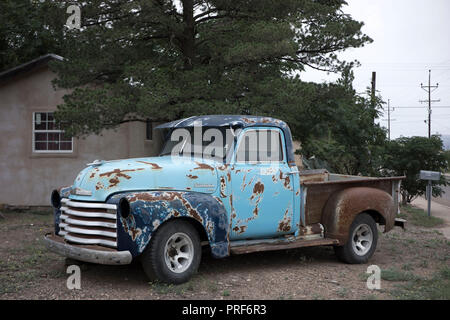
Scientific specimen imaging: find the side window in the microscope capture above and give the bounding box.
[32,112,73,153]
[236,129,283,163]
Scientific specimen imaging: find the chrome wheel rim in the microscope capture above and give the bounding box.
[351,224,373,256]
[164,232,194,273]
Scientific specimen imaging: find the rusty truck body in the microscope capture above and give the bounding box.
[44,115,405,284]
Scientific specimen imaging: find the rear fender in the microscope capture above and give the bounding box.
[107,191,229,258]
[321,187,395,244]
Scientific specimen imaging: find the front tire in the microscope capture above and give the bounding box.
[334,213,378,264]
[141,220,201,284]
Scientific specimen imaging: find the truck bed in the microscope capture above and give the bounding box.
[298,169,404,226]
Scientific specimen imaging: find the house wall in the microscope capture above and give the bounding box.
[0,65,163,206]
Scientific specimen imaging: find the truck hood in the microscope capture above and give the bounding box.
[69,156,219,202]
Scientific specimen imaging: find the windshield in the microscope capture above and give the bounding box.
[159,126,235,162]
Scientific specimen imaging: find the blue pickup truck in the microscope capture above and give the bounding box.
[44,115,405,284]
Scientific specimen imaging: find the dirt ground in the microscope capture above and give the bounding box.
[0,207,449,300]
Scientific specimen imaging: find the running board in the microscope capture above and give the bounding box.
[230,238,339,255]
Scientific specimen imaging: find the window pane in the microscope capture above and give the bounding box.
[35,132,47,141]
[48,132,59,141]
[48,141,59,150]
[47,119,56,130]
[60,142,72,151]
[146,119,153,140]
[35,142,47,150]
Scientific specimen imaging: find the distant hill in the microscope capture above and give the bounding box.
[441,135,450,150]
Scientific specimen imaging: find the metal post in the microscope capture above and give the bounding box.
[427,180,432,217]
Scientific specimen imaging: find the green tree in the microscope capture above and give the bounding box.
[292,68,387,175]
[50,0,372,136]
[381,135,449,205]
[0,0,65,71]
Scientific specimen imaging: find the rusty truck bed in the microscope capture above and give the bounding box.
[299,169,404,226]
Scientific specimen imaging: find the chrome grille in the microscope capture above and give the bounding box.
[59,199,117,248]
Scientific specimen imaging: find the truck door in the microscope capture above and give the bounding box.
[230,128,295,240]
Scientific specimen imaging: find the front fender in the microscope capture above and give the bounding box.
[107,191,229,258]
[321,187,395,244]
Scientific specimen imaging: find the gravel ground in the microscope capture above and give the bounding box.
[0,208,449,300]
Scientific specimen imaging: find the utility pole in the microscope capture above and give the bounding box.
[382,99,396,140]
[420,70,440,138]
[371,72,376,123]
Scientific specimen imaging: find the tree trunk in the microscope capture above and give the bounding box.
[181,0,195,70]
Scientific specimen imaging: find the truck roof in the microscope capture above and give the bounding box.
[156,115,296,166]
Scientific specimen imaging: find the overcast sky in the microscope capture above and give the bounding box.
[301,0,450,139]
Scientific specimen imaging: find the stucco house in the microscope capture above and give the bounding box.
[0,54,163,207]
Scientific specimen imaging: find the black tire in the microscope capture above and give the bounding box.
[140,220,201,284]
[334,213,378,264]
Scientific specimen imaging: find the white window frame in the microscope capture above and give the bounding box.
[32,111,73,153]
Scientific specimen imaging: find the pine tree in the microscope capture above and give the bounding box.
[49,0,372,136]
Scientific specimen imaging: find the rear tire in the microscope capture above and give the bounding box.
[334,213,378,264]
[141,220,201,284]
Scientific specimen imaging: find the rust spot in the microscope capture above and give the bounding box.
[186,174,198,179]
[206,220,214,235]
[250,181,265,201]
[186,187,192,190]
[241,117,256,124]
[89,168,99,179]
[136,161,162,170]
[95,182,104,190]
[129,227,142,241]
[279,171,292,190]
[99,169,133,179]
[219,176,226,198]
[193,162,215,172]
[253,206,259,217]
[109,177,120,188]
[277,209,291,232]
[227,171,231,182]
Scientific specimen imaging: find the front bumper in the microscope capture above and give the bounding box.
[43,233,132,265]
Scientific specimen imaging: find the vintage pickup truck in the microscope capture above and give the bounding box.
[44,115,405,284]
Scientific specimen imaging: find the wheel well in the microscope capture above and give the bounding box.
[365,210,386,226]
[163,217,210,243]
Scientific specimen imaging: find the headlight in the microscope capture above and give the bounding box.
[119,198,131,219]
[51,190,61,209]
